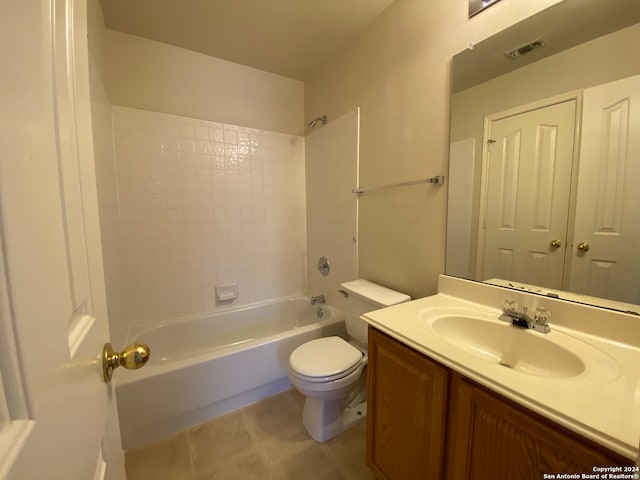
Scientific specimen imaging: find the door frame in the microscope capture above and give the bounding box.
[475,91,584,288]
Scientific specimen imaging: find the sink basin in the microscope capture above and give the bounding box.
[429,315,584,378]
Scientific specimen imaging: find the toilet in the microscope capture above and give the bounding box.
[288,279,410,442]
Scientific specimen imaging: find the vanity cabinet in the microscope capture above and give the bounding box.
[366,328,631,480]
[366,325,449,479]
[446,374,630,478]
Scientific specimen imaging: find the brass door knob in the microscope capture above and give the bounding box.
[550,239,562,249]
[102,342,150,382]
[576,242,590,252]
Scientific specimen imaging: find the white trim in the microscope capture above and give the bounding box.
[354,106,360,277]
[0,231,31,419]
[68,314,97,358]
[481,90,584,123]
[0,164,33,479]
[0,420,35,479]
[93,447,107,480]
[0,374,8,431]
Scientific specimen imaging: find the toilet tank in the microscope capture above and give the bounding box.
[340,279,410,346]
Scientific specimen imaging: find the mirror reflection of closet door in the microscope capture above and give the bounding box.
[570,75,640,304]
[479,100,576,289]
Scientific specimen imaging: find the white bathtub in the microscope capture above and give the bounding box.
[116,297,346,449]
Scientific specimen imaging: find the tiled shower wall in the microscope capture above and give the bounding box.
[111,107,307,328]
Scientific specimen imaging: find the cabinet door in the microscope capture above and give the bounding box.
[446,374,631,479]
[367,328,449,479]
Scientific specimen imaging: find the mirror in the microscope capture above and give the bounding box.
[447,0,640,313]
[468,0,502,18]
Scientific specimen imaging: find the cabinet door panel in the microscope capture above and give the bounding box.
[366,328,449,480]
[447,374,630,479]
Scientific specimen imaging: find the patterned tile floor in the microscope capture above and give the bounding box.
[125,389,374,480]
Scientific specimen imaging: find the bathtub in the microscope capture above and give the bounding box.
[115,297,347,449]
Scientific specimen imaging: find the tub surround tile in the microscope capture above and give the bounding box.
[110,106,307,327]
[124,389,371,480]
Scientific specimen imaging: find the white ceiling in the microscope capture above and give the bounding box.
[99,0,395,81]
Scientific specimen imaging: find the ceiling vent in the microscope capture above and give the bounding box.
[504,39,545,60]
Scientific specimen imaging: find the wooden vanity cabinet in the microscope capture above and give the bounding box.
[366,326,449,479]
[447,374,630,479]
[366,328,632,480]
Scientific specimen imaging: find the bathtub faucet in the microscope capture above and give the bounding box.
[310,295,326,305]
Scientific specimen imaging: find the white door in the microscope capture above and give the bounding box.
[480,100,576,289]
[570,75,640,304]
[1,1,124,479]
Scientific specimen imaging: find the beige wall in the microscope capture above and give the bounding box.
[104,30,305,135]
[304,0,563,299]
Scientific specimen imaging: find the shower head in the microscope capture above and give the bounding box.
[308,115,328,129]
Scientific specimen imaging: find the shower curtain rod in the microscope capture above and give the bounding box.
[352,175,445,195]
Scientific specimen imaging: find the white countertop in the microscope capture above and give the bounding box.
[362,278,640,461]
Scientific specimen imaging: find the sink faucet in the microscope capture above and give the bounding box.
[310,294,326,305]
[499,300,551,334]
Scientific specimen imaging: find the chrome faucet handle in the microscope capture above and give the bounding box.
[531,306,551,333]
[533,306,551,326]
[502,299,519,316]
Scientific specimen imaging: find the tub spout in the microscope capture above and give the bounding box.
[310,295,326,305]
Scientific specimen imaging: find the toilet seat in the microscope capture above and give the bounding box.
[290,360,363,384]
[289,336,364,383]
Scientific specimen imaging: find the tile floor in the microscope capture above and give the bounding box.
[125,389,375,480]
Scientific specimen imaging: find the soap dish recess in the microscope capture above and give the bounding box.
[216,283,238,302]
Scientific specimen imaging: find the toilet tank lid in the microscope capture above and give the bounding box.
[340,279,410,307]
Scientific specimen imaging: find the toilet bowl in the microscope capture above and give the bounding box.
[289,280,410,442]
[288,336,367,442]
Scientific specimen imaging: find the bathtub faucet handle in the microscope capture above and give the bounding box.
[102,342,151,382]
[310,295,326,305]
